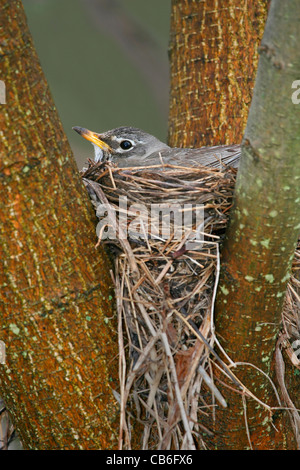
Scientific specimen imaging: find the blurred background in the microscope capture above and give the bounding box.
[22,0,171,168]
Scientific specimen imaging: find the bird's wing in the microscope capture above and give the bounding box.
[116,144,241,169]
[156,145,241,169]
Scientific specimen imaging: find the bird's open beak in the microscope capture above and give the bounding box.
[72,126,112,152]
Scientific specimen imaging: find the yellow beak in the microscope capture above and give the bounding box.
[72,126,112,152]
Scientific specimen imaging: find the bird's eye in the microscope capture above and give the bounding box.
[120,140,132,150]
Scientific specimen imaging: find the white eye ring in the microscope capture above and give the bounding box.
[120,140,133,150]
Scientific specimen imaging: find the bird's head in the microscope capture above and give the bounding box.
[72,126,168,164]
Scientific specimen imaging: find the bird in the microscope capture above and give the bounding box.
[73,126,240,169]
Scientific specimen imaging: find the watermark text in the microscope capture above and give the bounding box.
[95,197,205,250]
[0,341,6,364]
[0,80,6,104]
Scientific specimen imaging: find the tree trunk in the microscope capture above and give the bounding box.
[168,0,299,449]
[168,0,268,148]
[214,0,300,449]
[0,0,118,450]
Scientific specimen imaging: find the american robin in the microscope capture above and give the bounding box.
[73,126,240,169]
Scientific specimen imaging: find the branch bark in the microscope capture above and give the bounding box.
[168,0,268,148]
[0,0,118,449]
[214,0,300,449]
[168,0,299,449]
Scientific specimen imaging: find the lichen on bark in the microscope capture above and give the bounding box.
[0,0,119,449]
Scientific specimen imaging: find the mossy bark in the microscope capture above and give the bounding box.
[168,0,268,148]
[168,0,299,449]
[0,0,118,449]
[214,0,300,449]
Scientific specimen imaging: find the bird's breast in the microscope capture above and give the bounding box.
[93,144,105,163]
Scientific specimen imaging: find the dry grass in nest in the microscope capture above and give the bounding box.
[81,159,300,450]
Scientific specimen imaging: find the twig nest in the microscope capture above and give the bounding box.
[81,159,300,450]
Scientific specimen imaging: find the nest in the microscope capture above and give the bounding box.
[81,159,300,450]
